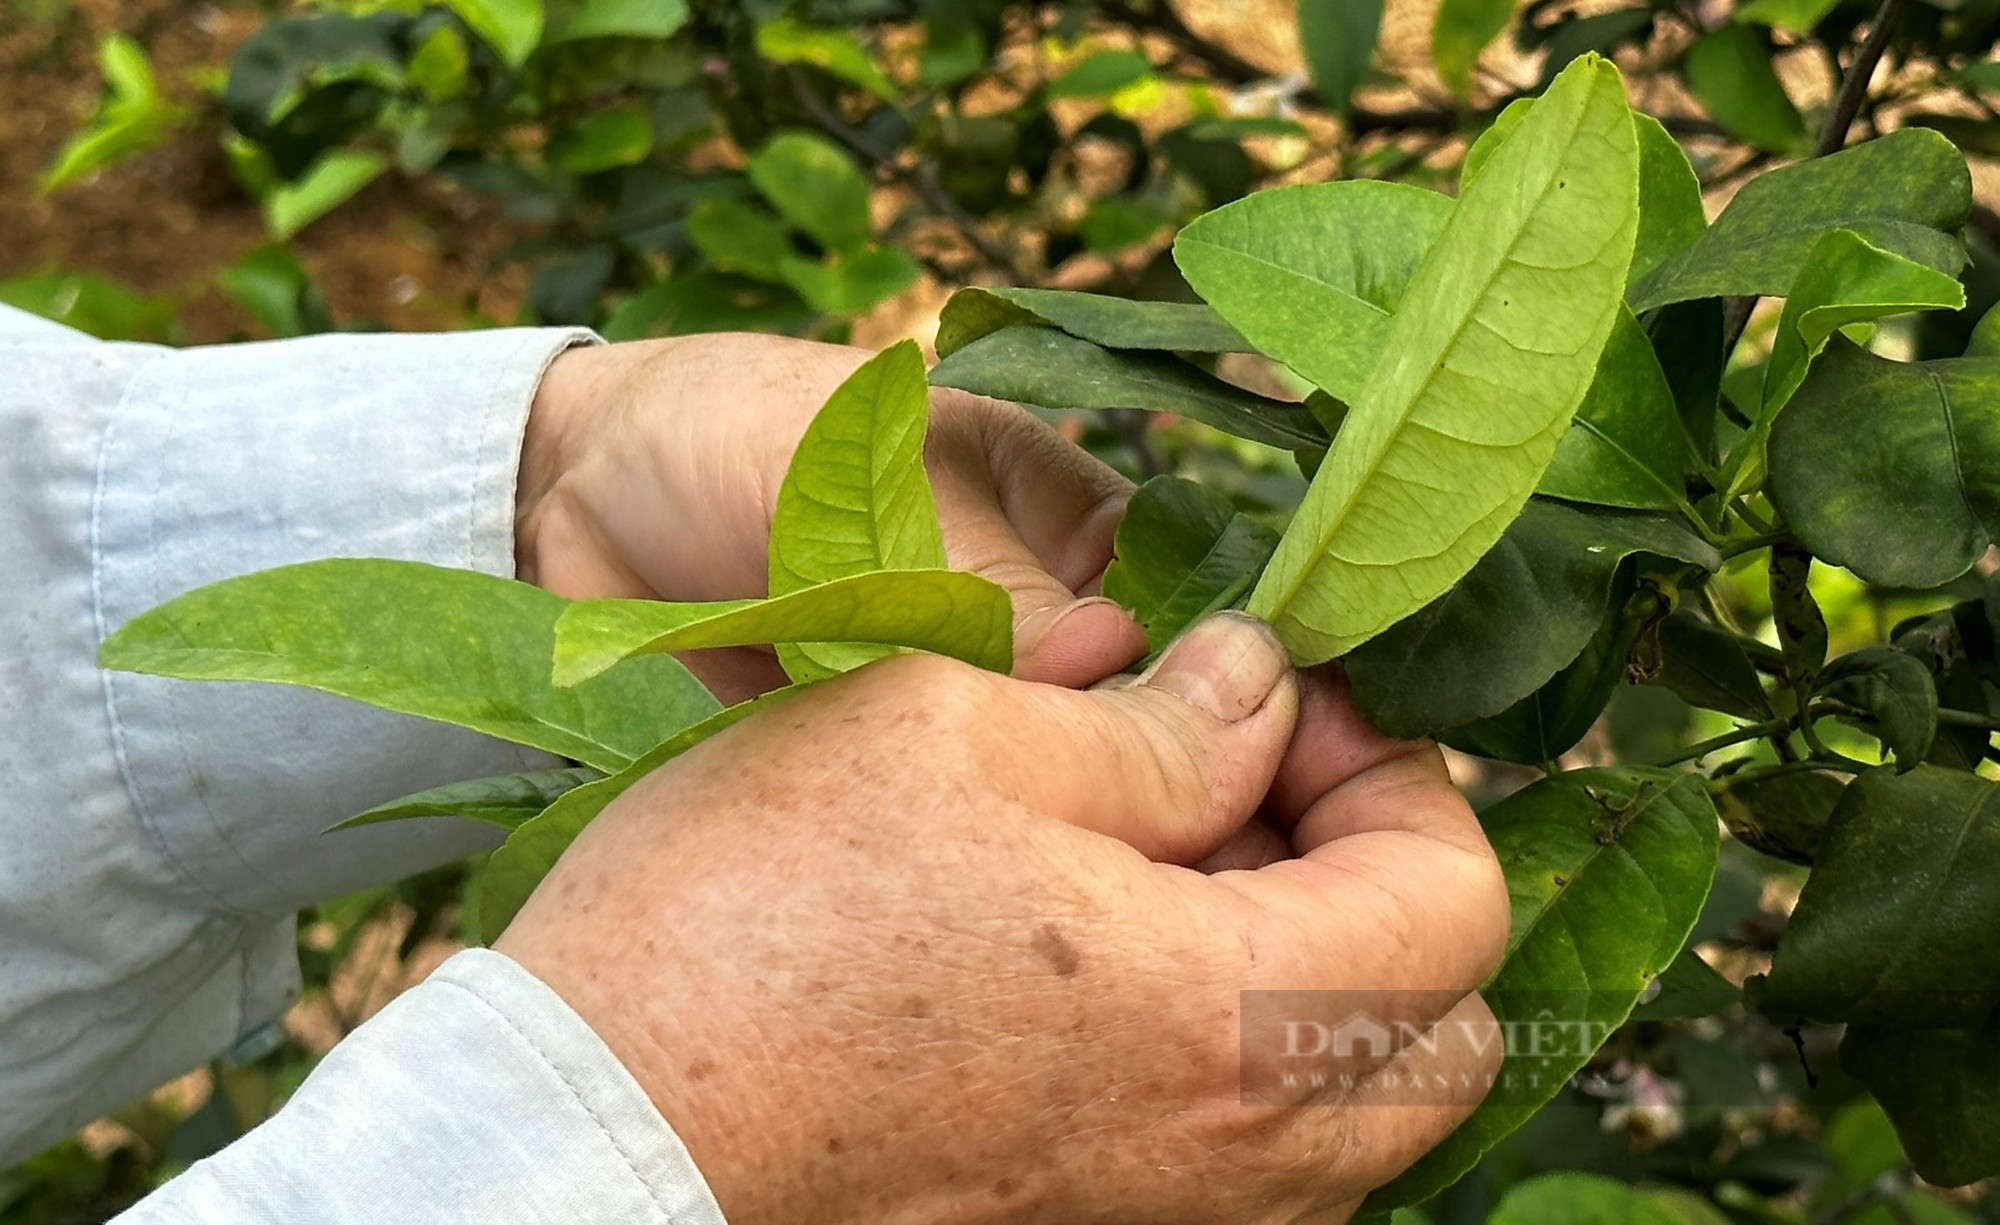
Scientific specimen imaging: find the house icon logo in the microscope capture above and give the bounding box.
[1330,1011,1394,1059]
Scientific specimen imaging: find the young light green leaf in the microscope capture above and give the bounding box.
[1767,341,2000,589]
[756,18,900,103]
[98,560,722,773]
[927,327,1326,451]
[553,569,1012,687]
[769,340,945,682]
[1629,128,1972,313]
[1365,768,1720,1211]
[446,0,544,68]
[479,686,806,942]
[1970,302,2000,358]
[935,286,1247,358]
[1431,0,1514,95]
[264,149,389,240]
[1683,24,1807,154]
[334,767,602,832]
[1247,56,1641,664]
[1173,180,1453,402]
[1101,477,1280,654]
[1735,0,1841,32]
[1538,308,1693,511]
[1297,0,1382,115]
[1344,500,1715,739]
[747,131,873,256]
[547,0,689,42]
[1842,1018,2000,1188]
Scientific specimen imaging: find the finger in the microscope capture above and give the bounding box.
[995,612,1299,864]
[1261,668,1431,831]
[1213,747,1510,1008]
[1336,992,1504,1192]
[1196,818,1292,873]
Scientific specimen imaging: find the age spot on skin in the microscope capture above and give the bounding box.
[1032,923,1081,977]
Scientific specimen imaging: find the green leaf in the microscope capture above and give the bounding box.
[98,560,722,774]
[1047,48,1154,98]
[0,271,174,342]
[1842,1015,2000,1188]
[769,341,945,681]
[1957,59,2000,92]
[1748,765,2000,1028]
[1682,24,1807,154]
[1718,769,1843,864]
[746,131,874,256]
[927,327,1327,451]
[1735,0,1841,32]
[1366,768,1720,1211]
[1245,57,1639,665]
[1101,477,1280,654]
[1431,0,1514,95]
[1653,611,1772,721]
[445,0,544,68]
[1490,1172,1685,1225]
[935,286,1247,358]
[406,26,470,100]
[548,0,688,42]
[1629,129,1972,313]
[779,245,920,315]
[1631,948,1741,1021]
[685,198,794,282]
[1816,647,1939,770]
[479,686,803,942]
[334,767,601,831]
[217,245,325,338]
[264,149,389,239]
[1539,308,1693,511]
[1969,301,2000,358]
[99,32,157,101]
[1297,0,1382,115]
[552,569,1012,687]
[1767,341,2000,589]
[1345,500,1716,740]
[1173,180,1453,402]
[756,18,899,103]
[1442,578,1660,765]
[1632,115,1705,287]
[547,108,653,175]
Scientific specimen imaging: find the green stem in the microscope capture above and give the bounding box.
[1656,717,1793,767]
[1937,708,2000,731]
[1720,530,1789,561]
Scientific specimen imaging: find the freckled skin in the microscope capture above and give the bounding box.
[497,654,1510,1225]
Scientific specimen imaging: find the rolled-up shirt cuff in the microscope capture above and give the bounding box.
[118,948,730,1224]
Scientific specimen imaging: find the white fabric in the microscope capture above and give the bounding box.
[0,306,727,1223]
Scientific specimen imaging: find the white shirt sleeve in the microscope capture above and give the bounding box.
[0,306,726,1224]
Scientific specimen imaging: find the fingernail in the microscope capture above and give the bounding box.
[1139,612,1289,723]
[1018,596,1123,657]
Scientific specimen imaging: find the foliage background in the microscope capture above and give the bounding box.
[4,0,2000,1221]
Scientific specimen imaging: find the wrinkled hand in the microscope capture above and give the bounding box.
[515,333,1146,701]
[496,614,1511,1225]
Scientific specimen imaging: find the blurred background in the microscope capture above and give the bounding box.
[3,0,1999,1220]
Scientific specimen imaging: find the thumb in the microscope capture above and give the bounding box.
[1009,612,1298,865]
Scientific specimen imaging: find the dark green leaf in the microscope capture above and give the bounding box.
[98,560,722,774]
[335,767,601,831]
[1646,299,1726,466]
[1748,765,2000,1028]
[1537,10,1656,86]
[479,686,804,942]
[1768,542,1828,680]
[1718,769,1844,864]
[1539,308,1693,511]
[1767,340,2000,589]
[1842,1014,2000,1187]
[1246,58,1640,664]
[1629,129,1973,313]
[769,341,944,681]
[1346,500,1717,740]
[1683,24,1807,154]
[1047,49,1153,98]
[1431,0,1514,94]
[1173,179,1452,402]
[934,286,1247,358]
[1297,0,1382,115]
[1653,611,1772,720]
[1367,768,1720,1210]
[1970,301,2000,358]
[927,327,1326,451]
[1632,948,1741,1021]
[1101,477,1279,653]
[527,244,615,326]
[552,569,1013,687]
[1816,647,1939,770]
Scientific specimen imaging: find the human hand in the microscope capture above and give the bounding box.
[495,614,1511,1224]
[514,333,1146,701]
